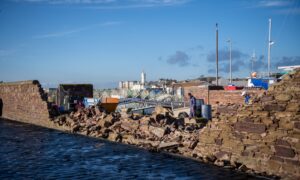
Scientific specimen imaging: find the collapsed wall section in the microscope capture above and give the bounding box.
[194,69,300,179]
[0,80,57,128]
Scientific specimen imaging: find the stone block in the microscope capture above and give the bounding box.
[215,138,222,145]
[275,139,291,147]
[214,151,231,161]
[227,116,238,123]
[275,94,292,102]
[149,126,166,138]
[248,133,262,140]
[274,146,295,158]
[239,117,254,123]
[120,119,139,132]
[285,159,300,166]
[122,134,136,144]
[237,111,252,117]
[266,160,282,172]
[223,141,244,154]
[253,111,270,117]
[286,102,300,112]
[261,118,273,126]
[294,122,300,130]
[158,141,180,150]
[270,156,284,162]
[241,151,250,156]
[281,162,299,176]
[275,112,295,119]
[290,131,300,139]
[260,95,274,102]
[184,118,201,125]
[263,104,286,112]
[291,115,300,121]
[279,119,294,130]
[98,119,112,128]
[199,134,215,144]
[234,122,266,134]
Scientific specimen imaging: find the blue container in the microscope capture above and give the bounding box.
[251,78,269,90]
[58,106,65,113]
[195,99,205,117]
[201,105,212,120]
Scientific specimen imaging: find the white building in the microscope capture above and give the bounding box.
[141,70,146,85]
[119,71,147,91]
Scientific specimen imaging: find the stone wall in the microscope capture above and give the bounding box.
[184,86,263,106]
[193,70,300,179]
[0,80,61,129]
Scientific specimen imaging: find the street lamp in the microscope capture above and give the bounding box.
[227,39,232,84]
[268,18,274,77]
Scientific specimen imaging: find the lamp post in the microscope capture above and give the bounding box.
[227,39,232,84]
[267,18,274,77]
[251,50,256,73]
[216,23,219,86]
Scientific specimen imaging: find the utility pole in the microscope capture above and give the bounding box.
[267,18,274,77]
[216,23,219,86]
[227,39,232,84]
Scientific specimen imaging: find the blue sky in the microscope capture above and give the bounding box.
[0,0,300,88]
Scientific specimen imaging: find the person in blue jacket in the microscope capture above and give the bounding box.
[188,93,196,118]
[242,91,251,104]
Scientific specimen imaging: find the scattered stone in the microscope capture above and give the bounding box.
[158,141,180,150]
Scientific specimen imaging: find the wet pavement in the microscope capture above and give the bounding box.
[0,119,263,179]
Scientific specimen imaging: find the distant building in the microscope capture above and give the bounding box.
[141,70,146,85]
[119,71,147,91]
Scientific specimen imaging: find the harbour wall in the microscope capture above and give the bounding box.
[0,80,64,130]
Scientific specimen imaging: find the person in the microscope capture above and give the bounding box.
[242,91,251,104]
[188,93,196,118]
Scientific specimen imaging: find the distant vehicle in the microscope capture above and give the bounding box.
[173,99,204,118]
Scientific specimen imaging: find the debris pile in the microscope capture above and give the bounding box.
[52,105,207,154]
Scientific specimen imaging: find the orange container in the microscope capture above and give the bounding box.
[100,98,119,113]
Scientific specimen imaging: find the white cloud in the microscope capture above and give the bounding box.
[258,0,292,7]
[12,0,191,8]
[33,21,121,39]
[13,0,116,4]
